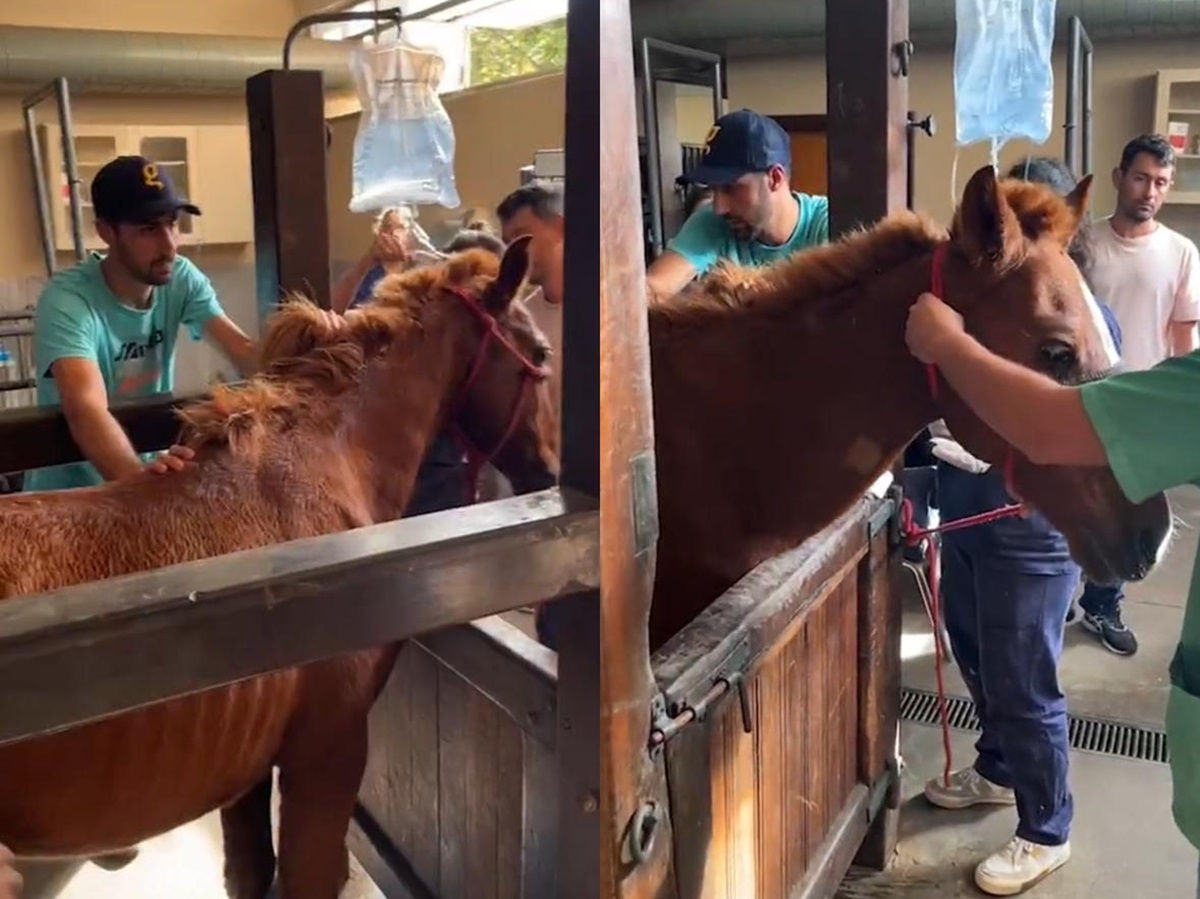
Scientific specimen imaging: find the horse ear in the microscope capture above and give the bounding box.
[952,165,1022,267]
[1064,173,1093,227]
[484,234,532,314]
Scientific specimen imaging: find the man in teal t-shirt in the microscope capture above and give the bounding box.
[24,154,257,492]
[645,108,830,300]
[906,290,1200,896]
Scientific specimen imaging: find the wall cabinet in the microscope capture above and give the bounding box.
[38,123,254,252]
[1154,68,1200,205]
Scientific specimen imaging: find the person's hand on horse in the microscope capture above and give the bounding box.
[906,292,965,365]
[142,444,197,476]
[0,843,22,899]
[371,226,409,266]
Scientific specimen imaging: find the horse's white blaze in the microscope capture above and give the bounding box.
[1081,277,1121,369]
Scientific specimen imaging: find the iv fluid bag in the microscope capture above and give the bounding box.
[349,38,461,212]
[954,0,1056,147]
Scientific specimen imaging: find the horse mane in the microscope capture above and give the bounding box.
[652,179,1077,328]
[176,248,504,457]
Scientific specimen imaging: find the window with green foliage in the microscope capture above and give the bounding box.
[468,18,566,86]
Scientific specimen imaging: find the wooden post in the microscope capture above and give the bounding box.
[825,0,910,238]
[553,0,604,894]
[599,1,676,897]
[825,0,909,871]
[246,69,332,326]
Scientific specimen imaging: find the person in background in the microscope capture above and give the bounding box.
[24,155,256,492]
[645,108,829,300]
[442,227,506,257]
[331,207,415,314]
[918,156,1124,897]
[1071,133,1200,656]
[496,184,564,306]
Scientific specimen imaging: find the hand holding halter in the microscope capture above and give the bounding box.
[910,242,1027,788]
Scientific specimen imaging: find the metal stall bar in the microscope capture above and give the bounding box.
[282,0,476,69]
[0,487,597,747]
[1064,15,1094,179]
[637,37,724,258]
[22,76,86,276]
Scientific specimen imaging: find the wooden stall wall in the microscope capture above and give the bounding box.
[356,620,559,899]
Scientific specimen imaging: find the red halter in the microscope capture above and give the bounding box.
[924,242,1020,497]
[443,287,551,504]
[908,242,1027,788]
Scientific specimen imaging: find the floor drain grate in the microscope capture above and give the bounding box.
[900,687,1170,764]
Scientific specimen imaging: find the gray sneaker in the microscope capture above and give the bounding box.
[1081,609,1138,656]
[924,765,1016,810]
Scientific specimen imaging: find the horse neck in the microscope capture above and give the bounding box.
[652,253,937,582]
[351,319,467,521]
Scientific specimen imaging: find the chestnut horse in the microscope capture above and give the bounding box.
[0,236,558,898]
[647,165,1172,648]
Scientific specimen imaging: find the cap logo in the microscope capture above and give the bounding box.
[142,163,164,191]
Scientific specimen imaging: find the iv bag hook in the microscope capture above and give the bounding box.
[283,8,406,70]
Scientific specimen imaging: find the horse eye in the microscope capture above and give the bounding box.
[1039,340,1077,380]
[532,346,551,367]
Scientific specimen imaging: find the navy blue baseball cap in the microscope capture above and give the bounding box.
[91,155,201,225]
[679,109,792,187]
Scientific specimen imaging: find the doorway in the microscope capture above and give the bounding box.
[770,114,827,196]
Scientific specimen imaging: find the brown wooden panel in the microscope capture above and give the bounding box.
[783,625,809,888]
[755,657,783,899]
[359,644,442,893]
[824,0,909,236]
[358,640,540,898]
[464,678,499,894]
[662,540,868,898]
[806,601,829,862]
[857,525,902,784]
[497,725,524,899]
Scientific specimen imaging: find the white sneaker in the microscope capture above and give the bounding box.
[974,836,1070,895]
[923,765,1016,809]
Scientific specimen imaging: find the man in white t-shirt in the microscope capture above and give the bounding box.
[1076,132,1200,656]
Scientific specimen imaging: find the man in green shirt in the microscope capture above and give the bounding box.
[645,108,829,299]
[905,289,1200,893]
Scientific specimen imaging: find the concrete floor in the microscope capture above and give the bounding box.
[839,484,1200,898]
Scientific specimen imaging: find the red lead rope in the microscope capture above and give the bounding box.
[914,243,1026,787]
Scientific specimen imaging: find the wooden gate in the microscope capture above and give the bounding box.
[651,497,903,898]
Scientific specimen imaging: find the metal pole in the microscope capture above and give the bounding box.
[1079,19,1094,177]
[639,37,665,257]
[712,56,724,122]
[55,77,86,265]
[283,8,404,69]
[282,0,471,69]
[1065,16,1080,176]
[906,112,916,211]
[22,104,56,278]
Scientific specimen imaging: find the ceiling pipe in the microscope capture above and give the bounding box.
[0,25,355,93]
